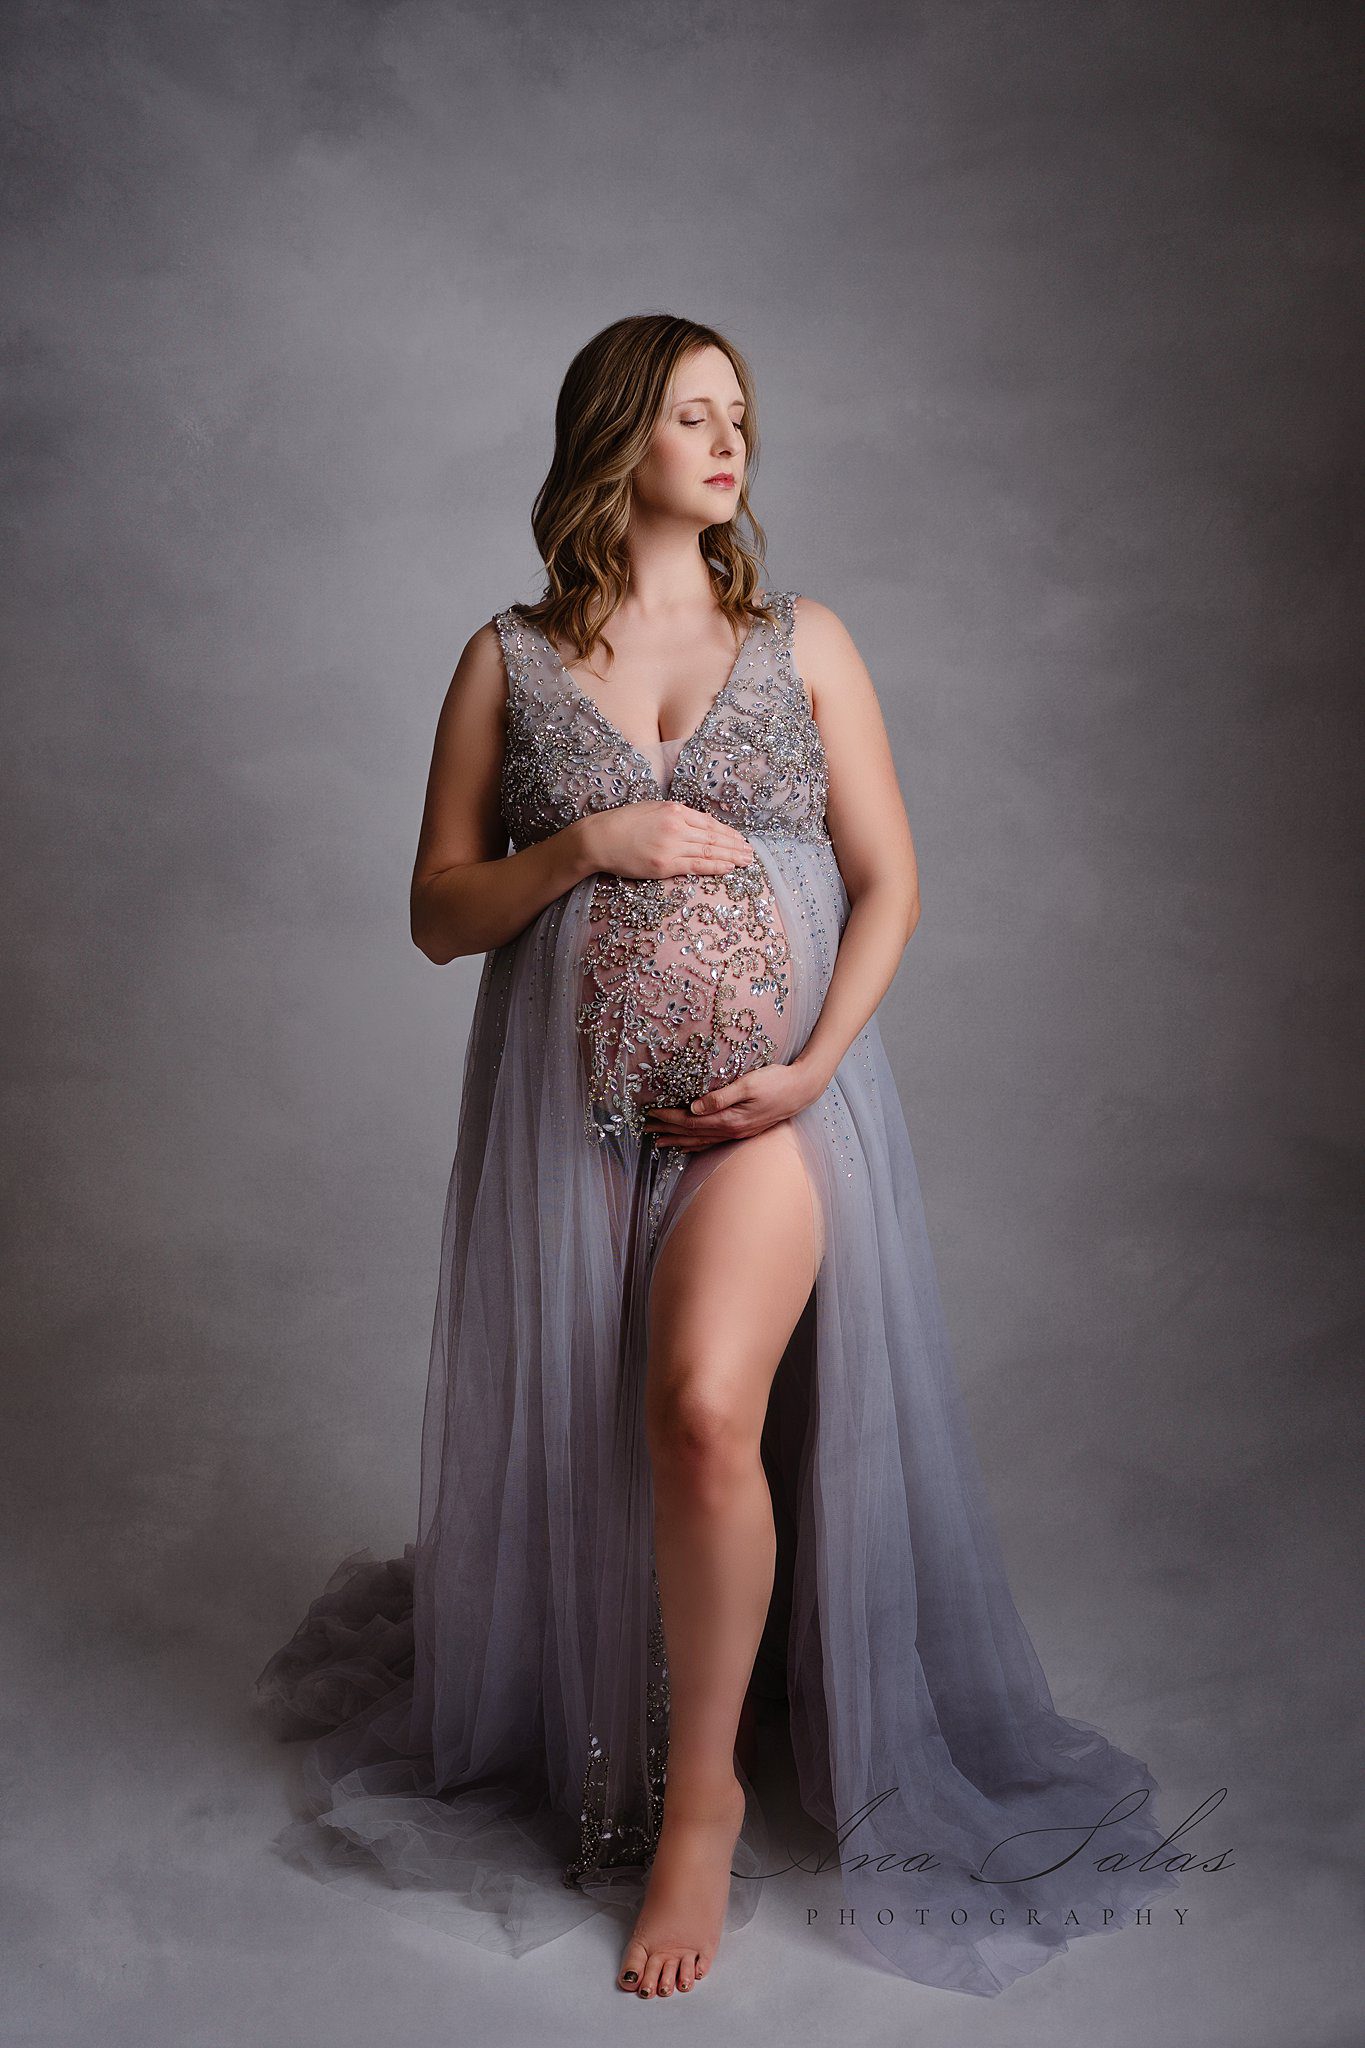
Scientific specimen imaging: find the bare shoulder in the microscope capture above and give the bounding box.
[433,615,508,724]
[459,616,508,685]
[415,616,514,871]
[785,597,909,878]
[789,593,873,714]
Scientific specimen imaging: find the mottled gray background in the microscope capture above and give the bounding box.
[3,2,1360,2044]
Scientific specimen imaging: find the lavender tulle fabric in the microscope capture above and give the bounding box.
[254,591,1181,1994]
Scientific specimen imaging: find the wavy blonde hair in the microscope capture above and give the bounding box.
[512,313,775,664]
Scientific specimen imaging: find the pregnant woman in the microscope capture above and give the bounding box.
[255,313,1180,2000]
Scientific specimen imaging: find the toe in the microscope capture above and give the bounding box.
[618,1936,647,1990]
[678,1951,699,1990]
[658,1957,678,1996]
[637,1951,665,1998]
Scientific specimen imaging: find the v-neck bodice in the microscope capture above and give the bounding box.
[492,589,831,852]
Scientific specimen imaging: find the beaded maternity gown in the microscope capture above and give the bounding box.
[254,590,1180,1996]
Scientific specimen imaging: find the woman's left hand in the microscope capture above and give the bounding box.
[643,1058,827,1152]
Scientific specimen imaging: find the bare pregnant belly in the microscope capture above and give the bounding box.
[576,856,793,1141]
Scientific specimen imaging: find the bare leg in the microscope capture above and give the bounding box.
[617,1121,822,1999]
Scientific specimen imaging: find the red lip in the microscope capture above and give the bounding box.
[705,473,736,485]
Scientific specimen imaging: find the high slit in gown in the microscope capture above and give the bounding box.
[253,589,1181,1995]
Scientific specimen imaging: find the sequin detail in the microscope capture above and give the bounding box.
[494,591,827,1148]
[494,591,830,855]
[575,857,792,1143]
[562,1563,671,1886]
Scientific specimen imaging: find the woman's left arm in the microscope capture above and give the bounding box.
[782,596,920,1094]
[643,597,920,1148]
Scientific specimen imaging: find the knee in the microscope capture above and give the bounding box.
[647,1374,755,1496]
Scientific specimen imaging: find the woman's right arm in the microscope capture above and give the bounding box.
[410,623,595,962]
[411,621,759,964]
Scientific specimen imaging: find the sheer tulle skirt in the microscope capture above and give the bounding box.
[255,831,1180,1993]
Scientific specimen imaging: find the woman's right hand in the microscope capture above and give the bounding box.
[577,800,755,882]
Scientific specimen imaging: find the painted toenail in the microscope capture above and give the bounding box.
[622,1972,637,1983]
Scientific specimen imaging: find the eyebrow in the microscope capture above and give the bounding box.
[672,396,746,408]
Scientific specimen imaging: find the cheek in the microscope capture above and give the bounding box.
[646,430,696,488]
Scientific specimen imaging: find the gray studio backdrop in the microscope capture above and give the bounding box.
[4,4,1359,2046]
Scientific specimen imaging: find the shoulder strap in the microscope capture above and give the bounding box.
[759,586,792,633]
[761,589,797,670]
[491,605,558,705]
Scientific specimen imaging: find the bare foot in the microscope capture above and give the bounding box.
[617,1773,748,1998]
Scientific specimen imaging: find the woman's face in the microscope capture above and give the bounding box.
[631,344,747,526]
